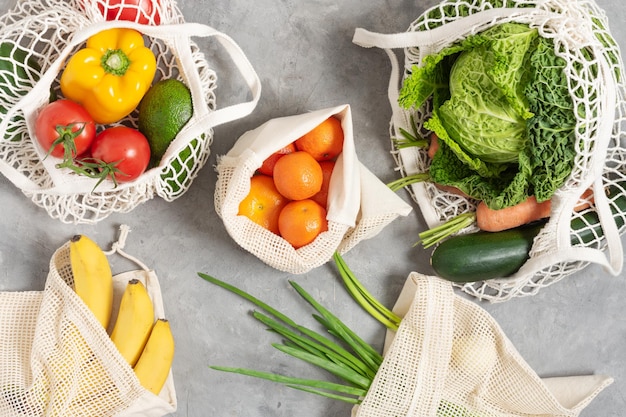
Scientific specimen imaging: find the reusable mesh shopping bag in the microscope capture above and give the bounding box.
[352,272,613,417]
[214,104,413,274]
[0,0,260,224]
[0,226,175,417]
[353,0,626,302]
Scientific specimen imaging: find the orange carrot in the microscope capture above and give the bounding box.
[476,188,595,232]
[476,196,551,232]
[434,183,470,198]
[427,133,439,159]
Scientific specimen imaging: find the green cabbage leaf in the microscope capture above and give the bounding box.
[399,23,576,209]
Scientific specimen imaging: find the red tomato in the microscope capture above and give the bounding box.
[90,126,151,183]
[97,0,161,25]
[34,100,96,159]
[258,143,297,176]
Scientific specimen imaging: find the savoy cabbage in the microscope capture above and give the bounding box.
[399,22,576,210]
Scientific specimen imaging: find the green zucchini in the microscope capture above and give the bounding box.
[430,182,626,283]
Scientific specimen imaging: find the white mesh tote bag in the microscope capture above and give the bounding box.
[352,272,614,417]
[0,226,176,417]
[352,0,626,302]
[0,0,260,224]
[215,104,413,274]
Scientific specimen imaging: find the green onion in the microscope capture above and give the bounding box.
[416,212,476,248]
[333,252,401,331]
[253,311,376,380]
[209,366,367,403]
[289,281,383,367]
[198,273,382,404]
[199,268,478,415]
[272,343,371,389]
[392,127,429,149]
[387,172,431,192]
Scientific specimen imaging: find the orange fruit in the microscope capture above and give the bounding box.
[257,142,297,176]
[295,116,344,161]
[311,160,335,208]
[238,174,289,235]
[273,151,323,201]
[278,199,328,248]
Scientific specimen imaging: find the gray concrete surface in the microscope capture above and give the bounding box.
[0,0,625,416]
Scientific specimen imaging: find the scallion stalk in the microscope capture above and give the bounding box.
[198,273,382,404]
[417,212,476,248]
[333,252,401,331]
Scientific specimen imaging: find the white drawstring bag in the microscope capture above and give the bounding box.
[0,226,176,417]
[353,0,626,302]
[352,272,613,417]
[214,104,413,274]
[0,0,260,224]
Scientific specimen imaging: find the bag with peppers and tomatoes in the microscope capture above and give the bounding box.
[0,0,261,224]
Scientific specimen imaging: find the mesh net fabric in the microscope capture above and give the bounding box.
[214,152,354,275]
[387,0,626,302]
[0,236,176,417]
[353,273,613,417]
[214,105,412,274]
[0,243,144,417]
[0,0,218,224]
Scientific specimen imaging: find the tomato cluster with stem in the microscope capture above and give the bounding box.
[35,99,151,188]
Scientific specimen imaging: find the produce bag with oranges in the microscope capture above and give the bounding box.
[0,226,176,417]
[0,0,260,224]
[352,272,613,417]
[215,104,413,274]
[353,0,626,302]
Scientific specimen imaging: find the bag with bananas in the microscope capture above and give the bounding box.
[0,226,176,417]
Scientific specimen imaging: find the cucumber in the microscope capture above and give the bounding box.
[430,183,626,283]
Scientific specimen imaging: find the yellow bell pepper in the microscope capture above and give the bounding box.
[60,28,157,124]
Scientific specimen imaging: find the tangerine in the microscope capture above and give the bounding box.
[238,174,289,235]
[295,116,344,161]
[257,142,297,176]
[311,160,335,208]
[278,199,328,249]
[273,151,323,201]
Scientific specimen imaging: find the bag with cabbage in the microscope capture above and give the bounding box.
[0,0,260,224]
[353,0,626,301]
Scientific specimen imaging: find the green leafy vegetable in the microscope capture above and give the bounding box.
[399,23,576,210]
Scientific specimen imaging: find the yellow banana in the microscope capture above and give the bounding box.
[133,318,175,395]
[69,234,113,329]
[110,279,155,367]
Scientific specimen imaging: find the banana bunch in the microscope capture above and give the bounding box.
[111,279,175,396]
[68,234,175,396]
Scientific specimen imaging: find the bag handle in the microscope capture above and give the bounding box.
[160,21,261,130]
[352,7,559,135]
[0,20,260,194]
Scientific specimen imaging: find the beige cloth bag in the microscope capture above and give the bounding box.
[352,273,613,417]
[0,226,175,417]
[215,104,413,274]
